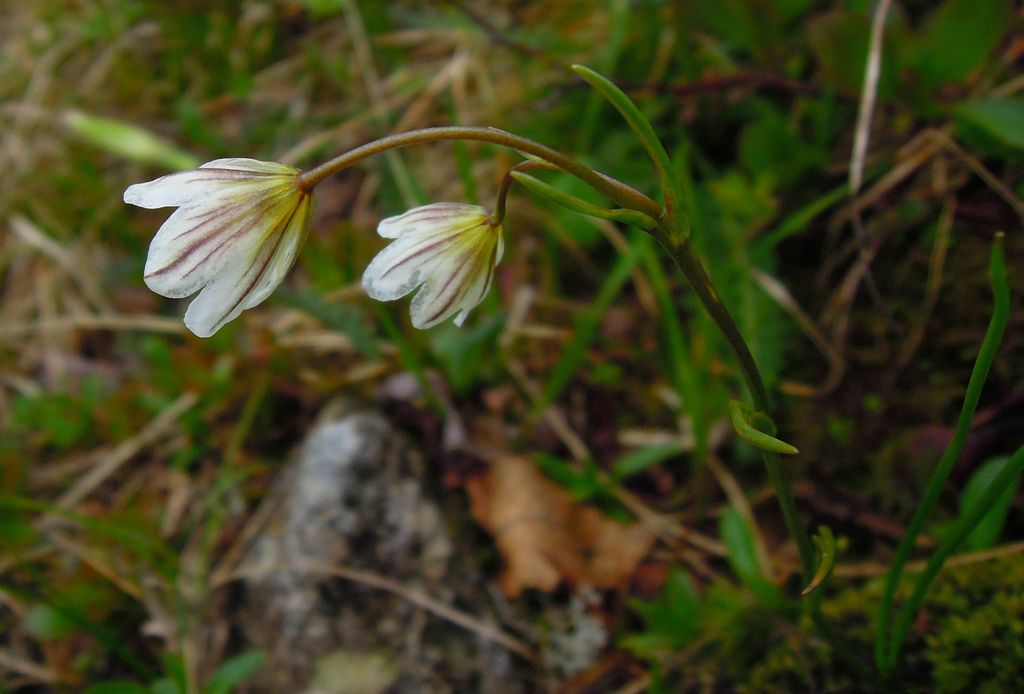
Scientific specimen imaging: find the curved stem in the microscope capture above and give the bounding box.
[493,160,553,226]
[656,229,866,673]
[876,233,1010,673]
[297,126,662,221]
[887,442,1024,668]
[655,229,815,578]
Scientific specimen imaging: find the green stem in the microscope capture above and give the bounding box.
[656,231,814,579]
[655,229,875,674]
[297,126,662,221]
[887,442,1024,669]
[572,65,686,239]
[877,234,1010,673]
[493,160,553,226]
[510,171,658,230]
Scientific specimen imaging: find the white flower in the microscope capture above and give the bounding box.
[362,203,504,329]
[124,158,312,337]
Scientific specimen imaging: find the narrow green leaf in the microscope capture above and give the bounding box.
[0,496,176,575]
[577,0,630,150]
[612,443,685,480]
[888,443,1024,670]
[880,234,1011,671]
[206,650,265,694]
[728,401,799,455]
[755,182,849,252]
[511,171,656,229]
[802,526,837,596]
[959,456,1020,551]
[539,454,611,500]
[571,65,687,241]
[956,97,1024,150]
[638,237,709,460]
[719,507,760,581]
[719,507,780,605]
[62,110,199,171]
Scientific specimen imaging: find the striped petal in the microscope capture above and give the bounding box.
[362,202,503,329]
[182,195,312,337]
[377,202,487,239]
[124,159,296,210]
[143,185,294,298]
[125,158,312,337]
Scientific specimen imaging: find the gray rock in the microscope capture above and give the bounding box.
[233,402,530,693]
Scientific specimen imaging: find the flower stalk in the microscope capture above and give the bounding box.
[296,126,663,222]
[654,231,816,580]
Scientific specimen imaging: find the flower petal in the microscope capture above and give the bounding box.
[408,229,500,329]
[363,202,504,329]
[451,242,501,327]
[361,225,469,302]
[143,186,296,298]
[377,202,488,239]
[181,196,309,337]
[200,158,298,175]
[124,159,297,210]
[240,195,312,310]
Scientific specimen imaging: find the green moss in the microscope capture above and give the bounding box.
[741,555,1024,691]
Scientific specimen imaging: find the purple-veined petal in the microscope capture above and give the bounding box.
[143,185,295,298]
[124,170,289,211]
[363,201,503,329]
[362,231,466,302]
[240,195,312,310]
[451,237,502,327]
[181,195,310,337]
[200,158,299,175]
[125,157,312,337]
[377,202,488,239]
[410,227,500,328]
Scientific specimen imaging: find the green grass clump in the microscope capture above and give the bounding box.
[741,555,1024,692]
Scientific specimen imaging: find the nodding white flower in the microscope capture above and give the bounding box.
[124,158,312,337]
[362,203,504,329]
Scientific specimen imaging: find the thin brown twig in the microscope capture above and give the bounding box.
[213,562,540,664]
[753,269,845,397]
[0,314,186,339]
[821,222,895,348]
[927,129,1024,223]
[849,0,893,195]
[706,454,776,582]
[47,533,144,600]
[894,196,954,370]
[45,392,198,517]
[828,130,940,237]
[834,540,1024,579]
[0,649,57,685]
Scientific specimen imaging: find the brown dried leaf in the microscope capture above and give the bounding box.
[466,456,655,597]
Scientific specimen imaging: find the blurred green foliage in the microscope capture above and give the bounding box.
[2,0,1021,688]
[742,555,1024,692]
